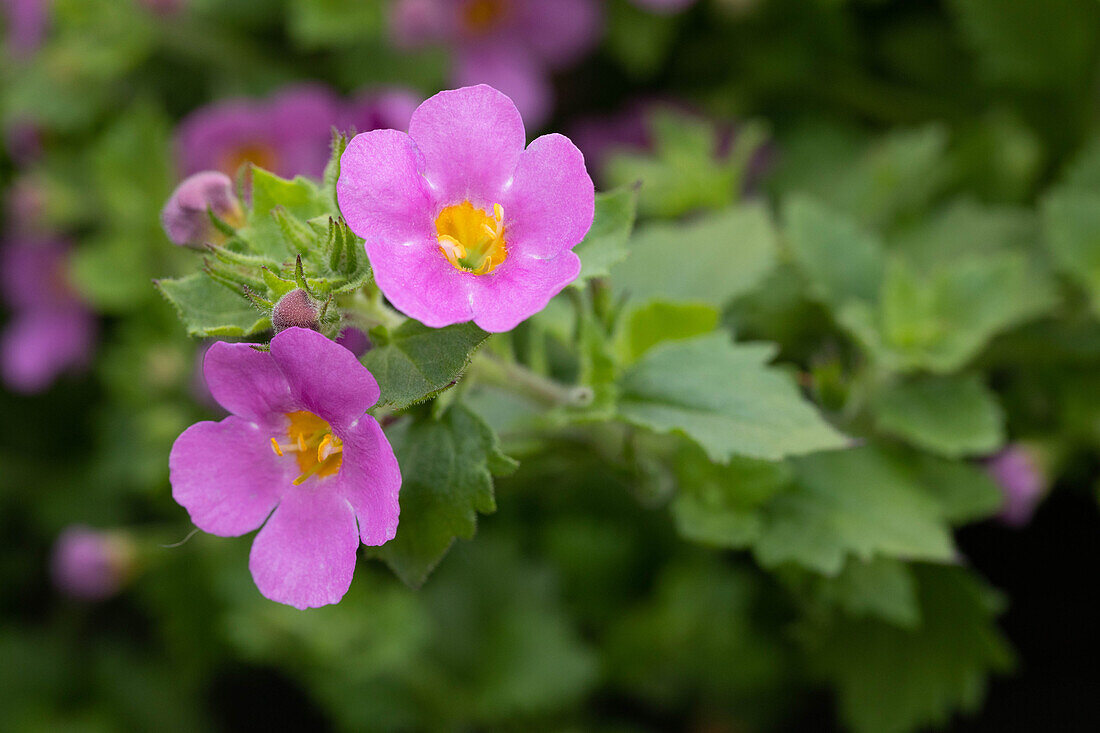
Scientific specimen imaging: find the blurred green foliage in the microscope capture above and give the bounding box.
[5,0,1100,731]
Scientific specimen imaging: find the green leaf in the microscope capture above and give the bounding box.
[362,321,490,410]
[606,559,784,707]
[154,273,270,338]
[377,405,517,588]
[287,0,384,49]
[618,300,720,363]
[788,196,1056,372]
[879,251,1056,372]
[70,233,159,313]
[803,565,1013,733]
[947,0,1100,88]
[618,333,847,462]
[572,187,638,286]
[420,537,597,721]
[779,126,949,228]
[871,375,1005,457]
[1043,189,1100,317]
[241,169,330,260]
[604,108,755,218]
[784,195,885,309]
[604,0,683,79]
[672,448,792,549]
[612,203,779,309]
[796,557,922,629]
[753,447,956,575]
[905,452,1004,525]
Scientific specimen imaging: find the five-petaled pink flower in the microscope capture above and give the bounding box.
[169,327,401,609]
[337,85,595,332]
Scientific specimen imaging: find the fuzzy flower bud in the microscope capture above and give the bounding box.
[51,526,134,601]
[161,171,243,247]
[271,289,320,334]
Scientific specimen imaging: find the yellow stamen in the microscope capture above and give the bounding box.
[435,201,507,275]
[274,410,344,484]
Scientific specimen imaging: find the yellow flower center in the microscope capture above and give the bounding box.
[462,0,507,33]
[435,201,508,275]
[220,143,278,176]
[270,411,343,485]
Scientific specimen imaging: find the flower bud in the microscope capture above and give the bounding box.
[271,289,320,333]
[161,171,243,247]
[51,526,134,601]
[984,443,1048,528]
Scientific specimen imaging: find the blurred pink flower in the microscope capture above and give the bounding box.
[2,0,49,59]
[51,526,134,601]
[390,0,600,126]
[175,85,422,180]
[984,444,1048,528]
[1,239,96,393]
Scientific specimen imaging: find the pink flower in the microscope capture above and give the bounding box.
[1,239,96,393]
[2,0,49,59]
[984,444,1048,528]
[160,171,244,247]
[51,526,134,601]
[175,84,421,180]
[176,85,342,179]
[390,0,600,125]
[337,85,594,332]
[169,327,401,609]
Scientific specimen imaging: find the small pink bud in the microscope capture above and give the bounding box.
[51,526,134,601]
[271,289,320,333]
[161,171,243,247]
[984,443,1049,528]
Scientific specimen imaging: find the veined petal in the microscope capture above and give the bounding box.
[248,488,359,609]
[468,249,581,332]
[268,327,380,428]
[453,48,552,130]
[203,341,294,426]
[366,234,476,328]
[500,133,595,259]
[169,416,286,537]
[407,85,525,203]
[338,128,434,246]
[338,416,401,546]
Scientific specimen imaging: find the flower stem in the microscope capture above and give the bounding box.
[470,351,593,409]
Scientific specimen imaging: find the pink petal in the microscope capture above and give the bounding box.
[407,85,526,204]
[337,416,401,546]
[268,327,380,427]
[337,128,433,246]
[520,0,602,68]
[169,416,286,536]
[248,487,360,609]
[453,48,552,130]
[1,307,95,393]
[202,341,294,426]
[468,250,581,332]
[367,234,476,328]
[500,133,595,259]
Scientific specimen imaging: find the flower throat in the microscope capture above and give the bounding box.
[270,411,343,485]
[435,201,508,275]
